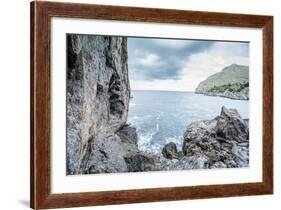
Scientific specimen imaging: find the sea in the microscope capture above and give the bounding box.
[127,90,249,153]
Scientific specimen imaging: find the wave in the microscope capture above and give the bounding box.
[129,113,183,153]
[129,102,136,107]
[137,123,160,153]
[156,123,159,132]
[128,91,249,153]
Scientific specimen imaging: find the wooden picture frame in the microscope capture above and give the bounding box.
[30,1,273,209]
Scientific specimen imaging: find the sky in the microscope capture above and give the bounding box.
[128,37,249,92]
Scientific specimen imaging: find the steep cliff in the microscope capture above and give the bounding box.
[195,64,249,100]
[66,35,249,174]
[66,34,131,174]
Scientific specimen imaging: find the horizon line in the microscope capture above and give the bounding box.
[131,89,195,93]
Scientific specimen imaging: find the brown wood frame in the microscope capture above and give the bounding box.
[30,1,274,209]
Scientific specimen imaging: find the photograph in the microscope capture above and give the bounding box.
[29,2,274,208]
[66,34,250,175]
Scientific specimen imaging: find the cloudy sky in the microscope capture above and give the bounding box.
[128,37,249,92]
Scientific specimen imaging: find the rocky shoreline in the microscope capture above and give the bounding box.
[160,106,249,170]
[195,88,249,100]
[82,106,249,174]
[66,35,249,175]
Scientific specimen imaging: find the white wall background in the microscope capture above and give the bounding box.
[0,0,279,210]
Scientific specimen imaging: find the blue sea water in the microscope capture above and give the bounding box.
[127,90,249,153]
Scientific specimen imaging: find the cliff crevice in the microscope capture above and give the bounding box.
[66,35,130,174]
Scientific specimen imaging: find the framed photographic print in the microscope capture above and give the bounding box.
[30,1,273,209]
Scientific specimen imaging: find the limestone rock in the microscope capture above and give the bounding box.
[81,125,141,174]
[82,133,128,174]
[124,153,155,172]
[216,106,249,143]
[66,34,130,174]
[66,34,250,174]
[167,155,209,170]
[116,126,138,146]
[162,142,178,159]
[181,106,249,169]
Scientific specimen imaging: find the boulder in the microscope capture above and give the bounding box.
[216,106,249,143]
[116,126,139,155]
[181,106,249,169]
[167,155,209,170]
[116,126,138,146]
[162,142,178,159]
[124,153,155,172]
[182,119,218,156]
[82,133,128,174]
[81,125,143,174]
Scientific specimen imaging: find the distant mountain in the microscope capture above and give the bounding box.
[195,64,249,100]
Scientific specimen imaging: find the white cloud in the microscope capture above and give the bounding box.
[153,39,197,50]
[135,53,161,67]
[178,42,249,90]
[130,41,249,92]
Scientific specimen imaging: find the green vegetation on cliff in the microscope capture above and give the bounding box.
[195,64,249,100]
[208,82,249,93]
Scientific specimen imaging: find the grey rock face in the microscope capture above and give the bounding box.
[167,155,209,170]
[162,142,178,159]
[216,106,249,143]
[160,106,249,171]
[66,34,250,174]
[195,64,249,100]
[82,126,153,174]
[82,133,128,174]
[66,34,130,174]
[181,106,249,169]
[124,153,155,172]
[116,126,138,146]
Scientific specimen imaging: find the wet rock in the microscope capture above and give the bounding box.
[82,126,140,174]
[162,142,178,159]
[124,153,155,172]
[116,126,139,155]
[181,106,249,169]
[216,106,249,143]
[83,133,128,174]
[182,119,218,157]
[167,155,209,170]
[117,126,138,146]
